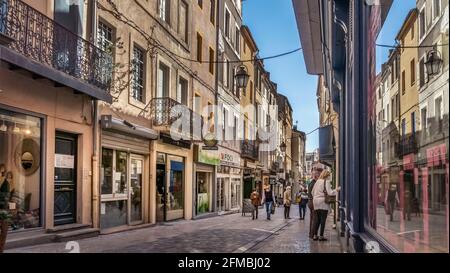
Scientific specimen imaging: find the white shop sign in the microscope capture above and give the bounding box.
[219,149,240,167]
[55,154,75,169]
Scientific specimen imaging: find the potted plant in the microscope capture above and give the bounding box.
[0,209,11,253]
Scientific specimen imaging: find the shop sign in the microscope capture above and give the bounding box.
[402,154,415,171]
[219,149,240,167]
[245,161,256,169]
[55,154,74,169]
[427,144,447,167]
[161,133,191,149]
[195,145,220,166]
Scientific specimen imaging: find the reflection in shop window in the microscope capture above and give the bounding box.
[369,0,448,253]
[0,109,41,231]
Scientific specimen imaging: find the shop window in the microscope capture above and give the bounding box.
[0,109,41,230]
[368,1,449,253]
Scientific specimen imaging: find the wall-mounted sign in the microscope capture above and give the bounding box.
[194,145,220,166]
[219,151,240,167]
[161,133,191,149]
[245,161,256,169]
[203,133,218,150]
[403,154,415,170]
[55,154,75,169]
[427,144,447,167]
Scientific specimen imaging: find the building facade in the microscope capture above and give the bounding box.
[294,0,449,253]
[1,0,112,237]
[216,0,243,213]
[240,25,258,201]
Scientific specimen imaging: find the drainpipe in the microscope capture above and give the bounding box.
[334,13,348,238]
[213,0,220,213]
[90,0,100,229]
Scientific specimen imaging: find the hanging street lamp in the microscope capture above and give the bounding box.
[425,48,443,78]
[280,142,287,153]
[235,65,250,90]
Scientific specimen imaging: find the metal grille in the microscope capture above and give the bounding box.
[132,46,144,102]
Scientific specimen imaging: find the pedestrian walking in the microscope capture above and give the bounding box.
[403,189,412,221]
[308,167,322,238]
[250,188,261,220]
[283,186,292,219]
[385,184,399,222]
[299,188,309,220]
[261,185,275,220]
[311,170,340,241]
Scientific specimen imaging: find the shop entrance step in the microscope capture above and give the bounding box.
[46,223,90,233]
[5,229,55,250]
[54,228,100,242]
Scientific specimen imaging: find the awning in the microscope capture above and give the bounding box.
[101,115,158,140]
[319,125,335,165]
[292,0,323,75]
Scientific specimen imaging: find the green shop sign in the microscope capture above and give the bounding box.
[194,145,220,166]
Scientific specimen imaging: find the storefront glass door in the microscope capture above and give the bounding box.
[101,149,145,229]
[54,133,77,226]
[156,153,185,222]
[130,155,143,224]
[167,156,184,221]
[217,177,229,212]
[196,172,211,214]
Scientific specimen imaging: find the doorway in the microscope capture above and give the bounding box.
[54,132,77,226]
[100,148,145,229]
[156,153,185,222]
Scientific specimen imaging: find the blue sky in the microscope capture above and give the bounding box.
[243,0,415,152]
[376,0,416,72]
[243,0,320,152]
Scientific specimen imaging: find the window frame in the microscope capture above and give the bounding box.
[209,47,215,75]
[410,58,416,86]
[178,0,189,43]
[177,75,189,106]
[210,0,215,25]
[157,59,171,98]
[131,44,146,103]
[197,32,203,62]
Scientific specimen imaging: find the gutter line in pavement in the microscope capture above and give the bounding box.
[232,219,295,253]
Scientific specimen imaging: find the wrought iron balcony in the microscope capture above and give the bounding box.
[241,140,258,160]
[396,134,418,157]
[0,0,112,102]
[149,97,203,139]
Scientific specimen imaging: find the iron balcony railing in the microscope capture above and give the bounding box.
[241,140,258,160]
[149,97,203,138]
[0,0,112,91]
[396,134,418,157]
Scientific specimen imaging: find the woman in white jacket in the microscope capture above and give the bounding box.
[311,170,340,241]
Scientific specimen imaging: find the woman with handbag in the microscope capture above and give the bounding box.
[283,186,292,219]
[311,170,340,241]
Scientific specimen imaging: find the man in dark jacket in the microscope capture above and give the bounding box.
[308,167,323,238]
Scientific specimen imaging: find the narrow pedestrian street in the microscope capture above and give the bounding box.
[6,207,343,253]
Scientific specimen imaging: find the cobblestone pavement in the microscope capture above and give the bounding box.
[6,206,344,253]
